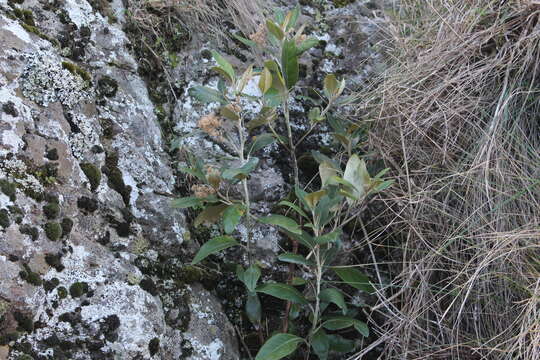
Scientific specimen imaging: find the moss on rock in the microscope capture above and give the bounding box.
[69,282,88,298]
[42,202,60,219]
[20,224,39,241]
[0,332,19,346]
[103,152,131,206]
[97,75,119,98]
[45,253,64,272]
[0,209,9,229]
[57,286,68,299]
[77,196,98,213]
[61,217,73,237]
[61,61,92,83]
[80,163,101,191]
[0,179,17,201]
[44,222,62,241]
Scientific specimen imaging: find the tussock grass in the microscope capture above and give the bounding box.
[126,0,265,43]
[356,1,540,359]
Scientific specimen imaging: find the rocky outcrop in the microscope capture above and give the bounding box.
[0,0,237,358]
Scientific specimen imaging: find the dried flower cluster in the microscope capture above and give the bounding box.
[198,112,223,140]
[191,184,216,198]
[249,23,266,47]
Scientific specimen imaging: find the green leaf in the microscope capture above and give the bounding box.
[286,5,300,30]
[191,236,239,265]
[211,51,235,82]
[248,133,276,154]
[333,267,374,293]
[243,265,261,292]
[247,107,277,130]
[322,316,355,331]
[220,105,239,121]
[328,335,355,353]
[221,157,260,180]
[178,166,206,183]
[311,329,330,360]
[278,253,312,266]
[291,277,307,286]
[343,155,370,204]
[319,162,339,188]
[319,288,347,315]
[266,19,285,40]
[258,67,273,94]
[246,292,262,325]
[315,229,342,245]
[255,333,303,360]
[278,200,309,219]
[284,230,316,249]
[295,185,310,210]
[296,38,319,55]
[258,214,302,234]
[232,33,257,48]
[223,204,243,234]
[188,86,228,105]
[323,74,339,99]
[171,196,203,209]
[281,39,299,89]
[353,320,369,337]
[256,283,308,304]
[194,204,228,227]
[263,88,282,107]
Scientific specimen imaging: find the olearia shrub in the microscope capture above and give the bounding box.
[172,5,393,360]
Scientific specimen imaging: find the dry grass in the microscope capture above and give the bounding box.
[355,1,540,359]
[126,0,266,43]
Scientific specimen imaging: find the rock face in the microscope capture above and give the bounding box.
[0,0,389,358]
[0,0,237,358]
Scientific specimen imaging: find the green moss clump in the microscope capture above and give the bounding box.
[80,163,101,191]
[14,311,34,332]
[61,218,73,237]
[0,332,19,346]
[42,202,60,219]
[44,222,62,241]
[20,264,42,286]
[148,337,160,356]
[103,152,131,206]
[20,224,39,241]
[43,277,60,292]
[61,61,92,83]
[0,209,9,229]
[20,23,57,46]
[57,286,68,299]
[77,196,98,213]
[0,179,17,201]
[97,75,119,98]
[45,253,64,272]
[69,282,88,298]
[46,148,59,160]
[13,8,35,26]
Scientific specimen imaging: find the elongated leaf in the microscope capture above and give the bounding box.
[296,38,320,55]
[194,204,228,227]
[328,334,355,353]
[343,155,369,204]
[171,196,203,209]
[256,283,308,304]
[178,166,206,183]
[258,67,273,94]
[237,64,253,93]
[248,107,277,130]
[319,288,347,315]
[232,33,257,48]
[322,316,355,330]
[191,236,239,265]
[223,204,243,234]
[258,215,301,234]
[246,292,262,324]
[255,333,303,360]
[311,329,330,360]
[281,39,299,89]
[278,253,312,266]
[305,190,327,209]
[315,229,342,245]
[333,267,374,293]
[221,157,259,180]
[248,133,276,154]
[263,88,282,107]
[324,74,339,99]
[278,200,309,219]
[211,51,235,82]
[266,19,285,40]
[353,320,369,337]
[284,229,316,249]
[188,86,228,105]
[291,277,307,286]
[286,5,300,31]
[243,265,261,292]
[220,105,239,121]
[212,66,233,83]
[319,162,339,187]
